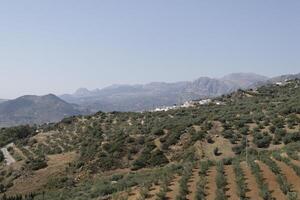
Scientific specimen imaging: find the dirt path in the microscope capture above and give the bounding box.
[1,143,16,165]
[224,165,239,200]
[273,159,300,195]
[257,161,286,200]
[205,166,217,200]
[186,168,200,200]
[165,175,181,200]
[146,184,161,200]
[240,162,262,200]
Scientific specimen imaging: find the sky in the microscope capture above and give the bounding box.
[0,0,299,99]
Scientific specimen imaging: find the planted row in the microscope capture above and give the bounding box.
[215,161,228,200]
[248,157,272,199]
[260,154,292,195]
[195,160,214,200]
[176,163,194,200]
[232,159,248,199]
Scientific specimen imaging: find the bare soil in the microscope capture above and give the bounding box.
[208,121,224,136]
[146,184,161,200]
[186,168,200,200]
[13,145,27,160]
[203,136,235,161]
[257,161,285,200]
[128,187,140,200]
[273,159,300,195]
[240,162,262,200]
[291,159,300,167]
[165,175,181,200]
[205,166,217,200]
[194,141,205,159]
[224,165,239,200]
[6,152,77,195]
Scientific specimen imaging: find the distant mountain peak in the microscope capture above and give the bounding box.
[74,88,92,96]
[221,72,269,80]
[0,94,83,127]
[220,72,269,88]
[60,72,274,112]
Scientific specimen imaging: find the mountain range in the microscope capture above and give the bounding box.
[0,94,83,127]
[0,72,299,127]
[60,73,269,112]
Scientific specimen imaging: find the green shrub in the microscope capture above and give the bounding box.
[232,160,247,199]
[215,162,227,200]
[0,151,4,163]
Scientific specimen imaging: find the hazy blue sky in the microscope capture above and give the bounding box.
[0,0,299,98]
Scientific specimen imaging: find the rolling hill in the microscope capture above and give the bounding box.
[0,94,84,127]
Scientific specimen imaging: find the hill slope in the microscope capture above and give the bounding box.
[0,79,299,199]
[0,94,83,127]
[0,100,7,104]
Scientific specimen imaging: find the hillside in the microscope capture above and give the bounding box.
[0,94,84,127]
[250,72,300,88]
[61,73,268,112]
[0,79,300,200]
[0,100,7,104]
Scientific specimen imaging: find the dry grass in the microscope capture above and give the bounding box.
[193,125,202,132]
[6,151,77,196]
[208,121,223,136]
[203,136,235,161]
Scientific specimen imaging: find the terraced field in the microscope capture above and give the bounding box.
[3,141,300,200]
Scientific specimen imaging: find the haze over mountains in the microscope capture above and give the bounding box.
[0,99,7,104]
[0,72,299,127]
[60,73,269,112]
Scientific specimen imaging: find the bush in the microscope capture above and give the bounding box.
[132,149,168,170]
[248,157,272,199]
[260,154,292,195]
[26,156,48,171]
[0,151,4,163]
[232,160,247,199]
[283,132,300,144]
[214,147,221,156]
[253,132,272,148]
[176,164,193,200]
[195,161,213,199]
[215,162,227,200]
[151,128,165,136]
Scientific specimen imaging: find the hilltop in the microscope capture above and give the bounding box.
[0,94,85,127]
[0,79,299,199]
